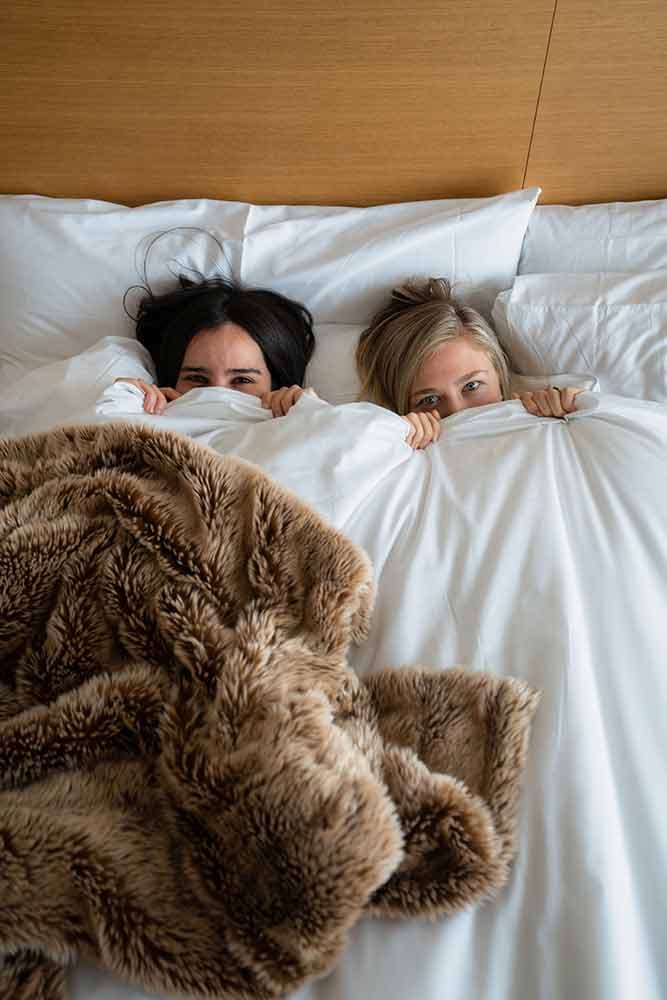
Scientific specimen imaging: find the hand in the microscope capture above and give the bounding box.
[261,385,317,417]
[114,378,182,414]
[512,386,583,418]
[402,410,441,450]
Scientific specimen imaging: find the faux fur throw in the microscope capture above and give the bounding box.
[0,423,538,1000]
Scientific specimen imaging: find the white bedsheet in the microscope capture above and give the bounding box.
[31,386,667,1000]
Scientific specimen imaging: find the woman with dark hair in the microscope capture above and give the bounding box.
[117,275,317,416]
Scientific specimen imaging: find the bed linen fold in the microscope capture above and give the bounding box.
[68,387,667,1000]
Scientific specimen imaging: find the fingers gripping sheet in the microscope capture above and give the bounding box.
[62,389,667,1000]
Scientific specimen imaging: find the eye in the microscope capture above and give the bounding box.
[417,394,439,408]
[231,376,255,386]
[185,374,209,385]
[462,380,482,393]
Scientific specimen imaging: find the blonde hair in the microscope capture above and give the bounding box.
[356,278,511,415]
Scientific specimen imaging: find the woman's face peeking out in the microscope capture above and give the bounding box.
[409,337,502,419]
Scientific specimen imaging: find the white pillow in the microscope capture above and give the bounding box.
[492,272,667,402]
[307,324,363,403]
[0,196,246,387]
[0,189,538,395]
[241,189,539,324]
[519,199,667,274]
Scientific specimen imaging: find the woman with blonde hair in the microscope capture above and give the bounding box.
[356,278,581,448]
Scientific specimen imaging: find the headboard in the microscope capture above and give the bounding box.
[1,0,666,206]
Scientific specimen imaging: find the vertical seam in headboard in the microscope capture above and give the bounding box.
[522,0,559,189]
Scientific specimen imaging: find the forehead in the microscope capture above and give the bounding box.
[417,338,491,383]
[183,322,266,363]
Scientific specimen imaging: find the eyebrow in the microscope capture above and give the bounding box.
[180,366,262,375]
[412,370,488,396]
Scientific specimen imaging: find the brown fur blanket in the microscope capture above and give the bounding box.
[0,423,538,1000]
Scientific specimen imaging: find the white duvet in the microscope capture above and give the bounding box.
[5,380,667,1000]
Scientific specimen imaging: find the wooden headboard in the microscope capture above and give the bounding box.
[1,0,666,206]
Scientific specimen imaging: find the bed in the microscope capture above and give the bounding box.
[1,3,667,1000]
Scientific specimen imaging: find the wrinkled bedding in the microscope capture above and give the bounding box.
[60,384,667,1000]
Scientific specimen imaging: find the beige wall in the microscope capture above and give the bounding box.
[525,0,667,203]
[1,0,665,205]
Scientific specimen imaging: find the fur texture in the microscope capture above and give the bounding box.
[0,423,538,1000]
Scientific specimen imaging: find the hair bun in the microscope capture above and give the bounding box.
[390,277,454,309]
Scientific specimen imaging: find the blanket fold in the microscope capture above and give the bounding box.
[0,424,537,1000]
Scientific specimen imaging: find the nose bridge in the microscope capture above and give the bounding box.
[440,390,464,416]
[208,365,230,387]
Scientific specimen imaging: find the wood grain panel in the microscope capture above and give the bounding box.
[0,0,554,205]
[525,0,667,203]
